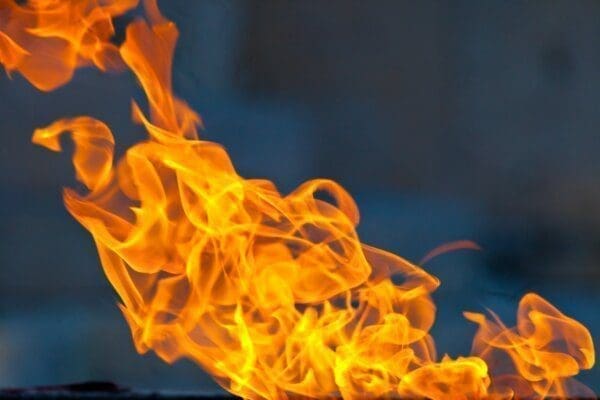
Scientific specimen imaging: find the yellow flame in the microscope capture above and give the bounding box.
[3,1,596,398]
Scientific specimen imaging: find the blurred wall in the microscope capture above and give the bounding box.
[236,0,600,281]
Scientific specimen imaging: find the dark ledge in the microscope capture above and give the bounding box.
[0,381,231,399]
[0,382,597,399]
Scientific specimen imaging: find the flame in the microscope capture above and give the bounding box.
[0,0,138,91]
[464,293,596,399]
[3,1,596,398]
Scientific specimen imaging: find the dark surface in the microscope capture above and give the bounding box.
[0,382,231,399]
[0,381,597,400]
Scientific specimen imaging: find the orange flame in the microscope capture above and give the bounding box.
[0,0,138,91]
[3,1,596,398]
[465,293,596,399]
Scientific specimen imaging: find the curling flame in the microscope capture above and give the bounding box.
[465,293,596,399]
[4,1,597,398]
[0,0,138,91]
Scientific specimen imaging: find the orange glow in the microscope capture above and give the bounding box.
[3,1,596,398]
[465,293,596,399]
[0,0,138,91]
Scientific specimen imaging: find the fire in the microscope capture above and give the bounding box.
[0,0,137,91]
[2,1,596,398]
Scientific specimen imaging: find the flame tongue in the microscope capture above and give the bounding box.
[3,1,596,398]
[0,0,138,91]
[465,293,596,399]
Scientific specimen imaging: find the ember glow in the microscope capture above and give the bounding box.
[1,1,595,399]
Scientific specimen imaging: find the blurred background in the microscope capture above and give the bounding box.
[0,0,599,394]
